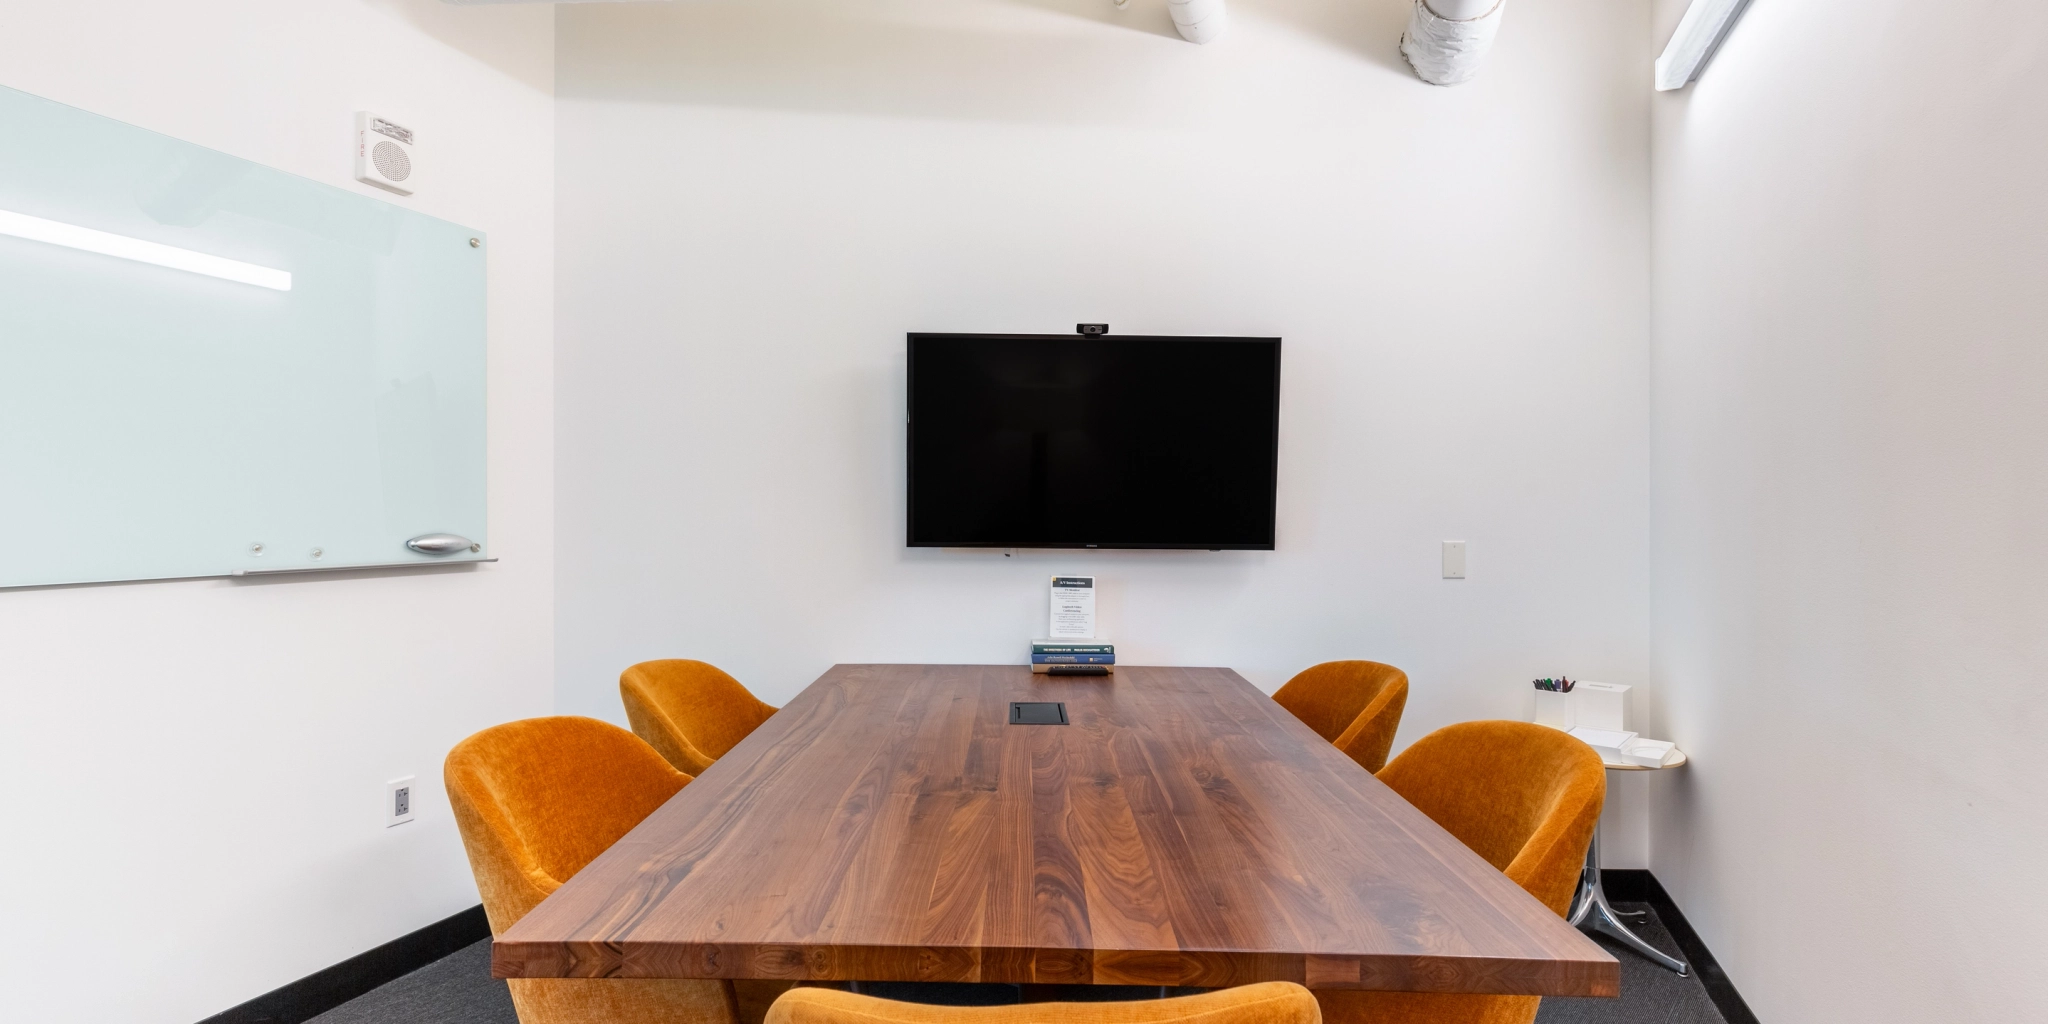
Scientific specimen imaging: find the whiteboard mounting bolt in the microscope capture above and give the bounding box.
[250,543,263,555]
[468,238,480,248]
[310,547,323,559]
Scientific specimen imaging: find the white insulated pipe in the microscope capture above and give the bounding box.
[1425,0,1501,16]
[1400,0,1505,86]
[1166,0,1227,44]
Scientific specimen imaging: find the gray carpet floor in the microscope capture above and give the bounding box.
[308,903,1723,1024]
[1534,904,1727,1024]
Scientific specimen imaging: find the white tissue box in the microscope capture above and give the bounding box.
[1568,727,1637,761]
[1622,738,1675,768]
[1573,681,1630,732]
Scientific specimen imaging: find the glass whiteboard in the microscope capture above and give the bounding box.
[0,86,487,588]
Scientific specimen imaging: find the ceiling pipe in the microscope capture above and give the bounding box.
[1166,0,1228,44]
[1400,0,1505,86]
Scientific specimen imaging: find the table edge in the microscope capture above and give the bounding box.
[490,938,1621,998]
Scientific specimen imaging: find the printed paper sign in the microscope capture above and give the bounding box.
[1049,576,1096,639]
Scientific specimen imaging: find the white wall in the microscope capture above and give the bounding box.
[0,4,554,1023]
[1648,0,2048,1020]
[554,0,1656,858]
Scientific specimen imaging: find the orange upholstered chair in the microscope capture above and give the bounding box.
[1270,661,1409,773]
[767,982,1321,1024]
[444,716,737,1024]
[621,659,779,776]
[1313,721,1607,1024]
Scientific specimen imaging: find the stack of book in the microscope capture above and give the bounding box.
[1031,639,1114,674]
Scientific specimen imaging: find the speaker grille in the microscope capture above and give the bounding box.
[372,141,411,182]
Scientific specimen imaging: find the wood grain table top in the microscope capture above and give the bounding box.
[495,664,1618,997]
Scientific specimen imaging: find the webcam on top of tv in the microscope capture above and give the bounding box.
[1076,323,1109,336]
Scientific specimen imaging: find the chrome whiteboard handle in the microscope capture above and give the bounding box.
[407,533,479,556]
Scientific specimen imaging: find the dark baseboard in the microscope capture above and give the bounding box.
[1602,870,1760,1024]
[195,905,489,1024]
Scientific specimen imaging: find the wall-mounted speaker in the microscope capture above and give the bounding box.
[354,111,417,196]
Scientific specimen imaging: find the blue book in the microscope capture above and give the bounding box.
[1031,653,1116,664]
[1032,661,1115,674]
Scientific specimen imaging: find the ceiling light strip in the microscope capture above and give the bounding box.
[1655,0,1755,92]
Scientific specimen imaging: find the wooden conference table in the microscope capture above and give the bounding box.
[497,664,1618,998]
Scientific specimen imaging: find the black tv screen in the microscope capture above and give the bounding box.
[907,333,1281,549]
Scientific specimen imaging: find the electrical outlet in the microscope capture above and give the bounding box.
[1442,540,1467,579]
[386,776,416,827]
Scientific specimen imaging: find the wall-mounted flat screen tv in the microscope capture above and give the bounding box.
[907,333,1281,549]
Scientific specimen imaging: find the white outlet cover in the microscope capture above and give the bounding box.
[386,776,416,827]
[1442,540,1467,579]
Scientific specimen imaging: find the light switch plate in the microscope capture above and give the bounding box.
[1442,540,1467,579]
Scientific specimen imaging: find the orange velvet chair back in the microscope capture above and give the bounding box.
[1376,720,1606,916]
[1270,661,1409,773]
[766,982,1321,1024]
[1313,721,1606,1024]
[445,716,737,1024]
[621,659,779,776]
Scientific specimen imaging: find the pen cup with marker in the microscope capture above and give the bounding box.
[1532,677,1576,730]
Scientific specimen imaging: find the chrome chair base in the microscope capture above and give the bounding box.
[1567,829,1690,976]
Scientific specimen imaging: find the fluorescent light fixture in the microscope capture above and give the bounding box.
[0,209,290,291]
[1655,0,1755,91]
